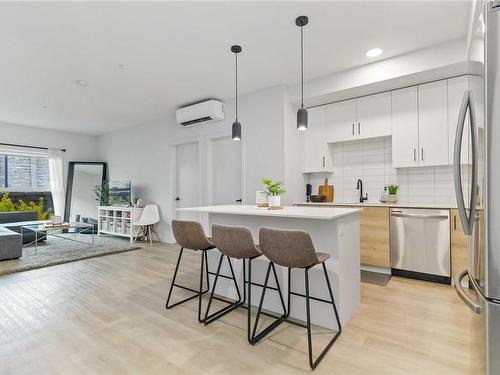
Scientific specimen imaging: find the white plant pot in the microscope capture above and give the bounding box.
[268,195,281,207]
[387,194,398,203]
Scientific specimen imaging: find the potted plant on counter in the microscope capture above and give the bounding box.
[261,178,286,209]
[386,184,399,203]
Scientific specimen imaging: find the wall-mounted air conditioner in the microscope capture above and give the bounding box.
[175,100,224,126]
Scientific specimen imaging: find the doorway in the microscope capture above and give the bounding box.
[174,141,200,221]
[210,135,242,205]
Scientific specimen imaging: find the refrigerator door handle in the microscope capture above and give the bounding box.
[453,90,478,235]
[454,269,482,314]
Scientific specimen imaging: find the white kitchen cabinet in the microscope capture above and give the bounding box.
[448,75,470,164]
[391,86,419,168]
[326,93,391,143]
[418,80,449,166]
[356,92,392,140]
[302,106,332,173]
[326,99,356,143]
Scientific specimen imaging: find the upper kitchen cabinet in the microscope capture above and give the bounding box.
[302,106,332,173]
[356,92,392,139]
[418,80,449,166]
[326,93,391,143]
[326,99,356,143]
[391,86,419,168]
[448,75,470,165]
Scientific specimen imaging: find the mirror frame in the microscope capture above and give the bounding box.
[64,161,107,222]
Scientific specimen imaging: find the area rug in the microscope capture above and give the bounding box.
[0,236,141,276]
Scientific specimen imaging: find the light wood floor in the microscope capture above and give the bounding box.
[0,243,483,375]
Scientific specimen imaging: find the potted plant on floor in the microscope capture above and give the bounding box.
[261,178,286,209]
[386,184,399,203]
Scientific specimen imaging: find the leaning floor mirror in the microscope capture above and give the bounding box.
[64,162,107,231]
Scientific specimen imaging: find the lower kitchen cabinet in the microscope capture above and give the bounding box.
[450,208,468,277]
[359,207,390,268]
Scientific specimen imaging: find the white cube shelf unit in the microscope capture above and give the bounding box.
[97,206,143,243]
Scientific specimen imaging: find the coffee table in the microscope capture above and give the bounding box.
[21,222,95,252]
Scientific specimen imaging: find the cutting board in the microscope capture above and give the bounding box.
[318,178,334,202]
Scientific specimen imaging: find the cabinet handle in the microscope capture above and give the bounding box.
[352,123,355,135]
[421,148,424,161]
[413,148,416,162]
[322,156,325,167]
[358,122,361,134]
[454,214,457,230]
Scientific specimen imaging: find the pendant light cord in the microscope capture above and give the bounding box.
[301,25,304,109]
[235,52,238,121]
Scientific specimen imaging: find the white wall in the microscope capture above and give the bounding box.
[98,85,290,242]
[0,121,99,182]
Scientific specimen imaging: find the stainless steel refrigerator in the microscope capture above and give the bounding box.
[453,2,500,374]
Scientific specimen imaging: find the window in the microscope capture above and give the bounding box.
[0,154,50,191]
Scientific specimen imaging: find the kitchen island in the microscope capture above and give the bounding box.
[176,205,361,329]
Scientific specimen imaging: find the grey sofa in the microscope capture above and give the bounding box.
[0,227,22,260]
[0,211,45,244]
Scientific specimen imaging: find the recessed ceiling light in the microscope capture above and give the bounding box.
[75,80,89,87]
[366,48,383,58]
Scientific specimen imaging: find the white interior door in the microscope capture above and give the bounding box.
[212,136,242,205]
[175,142,200,221]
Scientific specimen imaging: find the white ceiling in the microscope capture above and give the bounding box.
[0,1,471,135]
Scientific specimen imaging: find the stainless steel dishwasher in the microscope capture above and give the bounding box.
[390,208,451,284]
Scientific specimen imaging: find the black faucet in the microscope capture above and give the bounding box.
[357,178,368,203]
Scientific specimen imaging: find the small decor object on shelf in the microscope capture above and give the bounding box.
[255,191,268,207]
[134,198,144,208]
[261,178,286,209]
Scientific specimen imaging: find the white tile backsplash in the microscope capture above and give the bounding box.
[308,136,470,205]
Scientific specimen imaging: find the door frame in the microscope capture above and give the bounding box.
[206,130,245,205]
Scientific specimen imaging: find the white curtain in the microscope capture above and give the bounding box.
[48,149,65,217]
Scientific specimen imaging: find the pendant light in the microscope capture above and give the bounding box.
[296,16,308,131]
[231,45,242,141]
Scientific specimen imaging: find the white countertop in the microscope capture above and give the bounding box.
[177,204,361,220]
[294,201,458,209]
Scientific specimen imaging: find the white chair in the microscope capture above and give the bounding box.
[133,204,160,246]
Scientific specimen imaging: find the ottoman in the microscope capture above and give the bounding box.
[0,227,22,260]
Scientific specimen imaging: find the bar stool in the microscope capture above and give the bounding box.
[204,224,271,343]
[165,219,215,322]
[251,227,342,370]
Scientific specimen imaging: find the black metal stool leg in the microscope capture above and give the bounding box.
[305,262,343,370]
[304,267,314,368]
[204,255,244,325]
[250,262,288,344]
[247,258,252,343]
[198,249,208,322]
[165,247,210,311]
